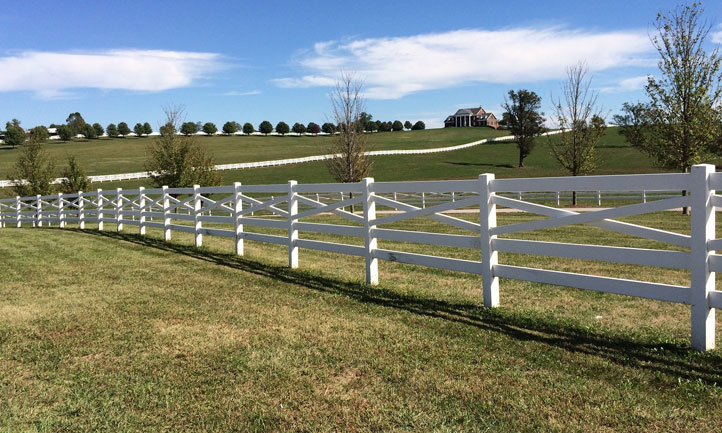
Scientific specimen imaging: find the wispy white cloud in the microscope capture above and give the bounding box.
[600,75,649,93]
[0,49,224,99]
[219,89,262,96]
[712,25,722,44]
[273,27,653,99]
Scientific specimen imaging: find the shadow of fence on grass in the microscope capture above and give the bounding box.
[71,228,722,386]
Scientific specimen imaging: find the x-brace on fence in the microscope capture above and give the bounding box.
[1,164,721,351]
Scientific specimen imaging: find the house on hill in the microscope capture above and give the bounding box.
[444,106,499,129]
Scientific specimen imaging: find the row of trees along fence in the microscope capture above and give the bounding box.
[1,165,721,352]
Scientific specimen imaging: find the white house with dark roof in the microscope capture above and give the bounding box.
[444,106,499,129]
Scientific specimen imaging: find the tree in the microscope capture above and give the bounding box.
[549,63,606,205]
[276,121,290,135]
[56,124,73,142]
[613,102,648,150]
[411,121,425,130]
[404,120,412,130]
[146,105,221,188]
[60,156,91,194]
[180,122,199,136]
[29,126,49,142]
[243,122,255,135]
[143,122,153,136]
[118,122,131,137]
[82,123,97,139]
[4,122,25,148]
[202,122,218,136]
[326,73,373,189]
[307,122,321,134]
[392,120,404,131]
[321,122,336,134]
[106,123,119,137]
[502,89,546,167]
[92,123,104,137]
[222,121,240,135]
[292,122,306,134]
[66,112,86,136]
[619,4,722,214]
[9,138,55,196]
[359,112,373,132]
[133,123,145,137]
[259,121,273,135]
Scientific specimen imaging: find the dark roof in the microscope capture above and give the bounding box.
[453,106,485,116]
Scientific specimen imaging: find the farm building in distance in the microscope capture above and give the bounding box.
[444,106,499,129]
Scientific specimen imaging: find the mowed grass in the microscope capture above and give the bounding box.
[0,127,507,178]
[1,211,721,432]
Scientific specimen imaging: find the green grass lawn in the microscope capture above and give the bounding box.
[1,212,721,431]
[0,128,507,178]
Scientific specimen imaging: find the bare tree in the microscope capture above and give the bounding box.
[549,62,606,205]
[146,105,221,188]
[327,73,373,184]
[326,73,373,212]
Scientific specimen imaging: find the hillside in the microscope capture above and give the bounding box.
[0,128,508,177]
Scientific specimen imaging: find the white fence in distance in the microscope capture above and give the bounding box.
[1,165,719,352]
[0,130,563,188]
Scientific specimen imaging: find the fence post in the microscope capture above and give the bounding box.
[288,180,298,268]
[15,196,21,228]
[363,177,378,285]
[193,184,202,247]
[234,182,244,256]
[58,193,65,228]
[162,186,171,241]
[116,188,123,232]
[422,192,426,208]
[691,164,716,351]
[596,190,601,206]
[138,187,146,236]
[642,190,647,203]
[97,189,104,231]
[78,191,85,229]
[36,195,42,228]
[479,174,499,307]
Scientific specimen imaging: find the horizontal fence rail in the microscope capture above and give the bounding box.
[1,163,720,352]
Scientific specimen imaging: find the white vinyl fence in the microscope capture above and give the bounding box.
[2,165,721,351]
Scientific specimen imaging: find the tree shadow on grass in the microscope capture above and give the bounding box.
[446,161,515,169]
[69,228,722,386]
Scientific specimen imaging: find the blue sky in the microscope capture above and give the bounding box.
[2,0,722,129]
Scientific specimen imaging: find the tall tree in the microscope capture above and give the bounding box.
[106,123,119,137]
[276,121,290,135]
[549,63,606,205]
[56,124,73,142]
[82,123,97,139]
[502,89,546,167]
[9,138,55,196]
[222,121,240,135]
[404,120,412,130]
[242,122,255,135]
[133,123,145,137]
[143,122,153,136]
[180,122,199,136]
[259,121,273,135]
[66,112,86,136]
[321,122,336,134]
[411,121,425,130]
[146,105,221,188]
[60,156,92,194]
[326,73,373,186]
[4,121,25,148]
[92,123,104,137]
[292,122,306,134]
[118,122,131,137]
[307,122,321,134]
[202,122,218,135]
[29,126,49,142]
